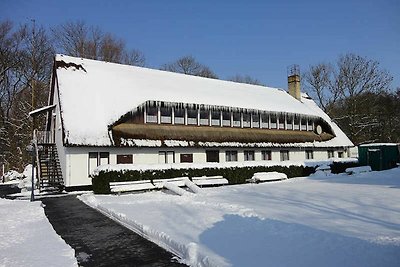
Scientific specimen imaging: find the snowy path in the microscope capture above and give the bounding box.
[0,198,77,267]
[81,167,400,267]
[42,195,186,267]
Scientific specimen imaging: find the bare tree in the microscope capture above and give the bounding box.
[303,54,394,144]
[52,21,145,66]
[161,55,218,79]
[229,74,264,86]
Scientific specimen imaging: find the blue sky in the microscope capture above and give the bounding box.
[1,0,399,89]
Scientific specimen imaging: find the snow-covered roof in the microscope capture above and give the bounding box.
[54,54,353,147]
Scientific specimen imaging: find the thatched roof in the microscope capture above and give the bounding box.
[112,123,334,146]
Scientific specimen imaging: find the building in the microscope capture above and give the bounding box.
[32,55,354,189]
[358,143,399,171]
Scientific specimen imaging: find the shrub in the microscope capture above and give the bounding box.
[330,161,360,174]
[92,165,316,194]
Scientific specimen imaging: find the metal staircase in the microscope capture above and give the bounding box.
[38,144,64,191]
[33,130,64,192]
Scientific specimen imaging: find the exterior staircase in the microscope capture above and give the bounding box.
[34,131,64,192]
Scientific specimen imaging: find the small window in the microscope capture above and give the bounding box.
[187,109,198,125]
[117,154,133,164]
[146,106,158,123]
[286,115,293,130]
[305,150,314,160]
[278,114,285,129]
[338,151,344,158]
[174,108,185,125]
[261,113,269,128]
[200,109,209,126]
[211,111,221,126]
[232,112,241,127]
[244,150,255,161]
[328,150,335,158]
[270,114,277,129]
[294,115,300,130]
[280,150,289,161]
[243,113,251,128]
[180,153,193,163]
[261,150,272,160]
[222,111,231,127]
[301,118,307,131]
[160,107,172,124]
[307,119,314,131]
[252,114,260,128]
[225,151,238,162]
[206,150,219,162]
[99,152,110,165]
[159,151,175,163]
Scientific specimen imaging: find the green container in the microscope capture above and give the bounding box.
[358,143,400,171]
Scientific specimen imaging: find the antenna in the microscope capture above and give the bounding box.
[287,64,300,77]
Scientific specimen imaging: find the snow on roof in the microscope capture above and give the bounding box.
[359,143,399,147]
[54,54,353,147]
[29,104,56,117]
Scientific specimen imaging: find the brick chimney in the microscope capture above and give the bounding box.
[288,64,301,101]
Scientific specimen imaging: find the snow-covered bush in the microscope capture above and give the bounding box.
[2,170,24,182]
[18,164,37,190]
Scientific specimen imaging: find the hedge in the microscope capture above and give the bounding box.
[92,165,315,194]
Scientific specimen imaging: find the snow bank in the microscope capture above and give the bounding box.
[0,198,77,267]
[81,167,400,267]
[249,171,287,182]
[18,164,37,190]
[345,166,372,175]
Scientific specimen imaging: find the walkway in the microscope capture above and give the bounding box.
[42,195,186,267]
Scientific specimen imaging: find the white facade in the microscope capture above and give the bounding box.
[61,146,350,187]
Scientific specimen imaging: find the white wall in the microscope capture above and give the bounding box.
[60,145,352,187]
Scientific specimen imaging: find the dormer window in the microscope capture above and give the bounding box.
[146,106,157,123]
[187,109,198,125]
[200,109,209,126]
[174,108,185,125]
[160,107,172,124]
[243,113,251,128]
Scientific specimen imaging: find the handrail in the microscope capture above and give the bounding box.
[32,129,41,191]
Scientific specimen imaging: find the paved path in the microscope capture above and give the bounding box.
[42,195,186,267]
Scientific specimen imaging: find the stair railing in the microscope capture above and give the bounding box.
[32,129,42,191]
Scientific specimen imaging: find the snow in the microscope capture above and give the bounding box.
[80,167,400,267]
[345,165,372,174]
[249,171,287,182]
[28,104,56,116]
[0,198,77,267]
[359,143,399,147]
[54,54,353,148]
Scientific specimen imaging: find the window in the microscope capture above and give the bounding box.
[159,151,175,163]
[294,115,300,130]
[278,114,285,129]
[222,111,231,127]
[99,152,110,165]
[211,111,221,126]
[261,113,269,128]
[117,154,133,164]
[244,150,255,161]
[286,115,293,130]
[225,151,238,162]
[160,107,172,123]
[187,109,198,125]
[338,151,344,158]
[270,114,277,129]
[261,150,272,160]
[328,150,335,158]
[301,118,307,131]
[174,108,185,125]
[307,119,314,131]
[280,150,289,161]
[243,113,251,128]
[252,114,260,128]
[206,150,219,162]
[305,150,314,160]
[232,112,241,127]
[88,152,109,176]
[200,109,209,125]
[146,106,158,123]
[180,153,193,163]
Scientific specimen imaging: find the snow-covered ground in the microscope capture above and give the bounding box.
[0,198,78,267]
[81,167,400,267]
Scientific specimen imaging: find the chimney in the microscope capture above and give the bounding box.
[287,64,301,101]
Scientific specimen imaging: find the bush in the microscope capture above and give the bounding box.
[92,165,316,194]
[330,161,360,174]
